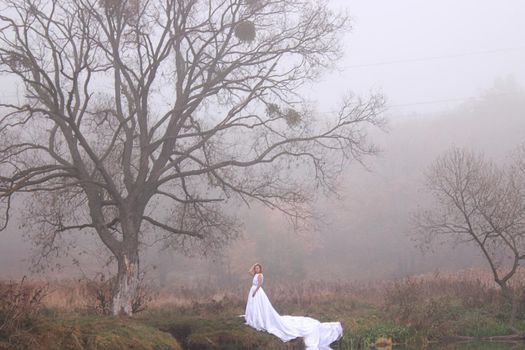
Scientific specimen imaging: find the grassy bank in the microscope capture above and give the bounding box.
[0,313,182,350]
[1,270,525,349]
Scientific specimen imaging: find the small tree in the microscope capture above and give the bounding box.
[414,147,525,326]
[0,0,384,315]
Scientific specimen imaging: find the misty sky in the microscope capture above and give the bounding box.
[316,0,525,114]
[1,1,524,114]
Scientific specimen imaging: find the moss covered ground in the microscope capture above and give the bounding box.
[0,313,182,350]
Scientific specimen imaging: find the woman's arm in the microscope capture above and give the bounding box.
[252,274,263,297]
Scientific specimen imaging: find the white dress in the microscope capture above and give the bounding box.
[244,273,343,349]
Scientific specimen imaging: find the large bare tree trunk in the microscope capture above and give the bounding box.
[112,250,140,316]
[501,284,520,331]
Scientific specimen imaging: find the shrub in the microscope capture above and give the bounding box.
[0,277,47,338]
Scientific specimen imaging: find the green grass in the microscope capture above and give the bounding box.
[2,290,525,350]
[451,310,511,337]
[138,308,304,350]
[135,298,525,350]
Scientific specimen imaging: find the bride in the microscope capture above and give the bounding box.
[244,263,343,349]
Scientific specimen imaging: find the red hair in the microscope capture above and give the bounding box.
[253,263,263,273]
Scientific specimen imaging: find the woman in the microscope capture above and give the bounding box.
[244,263,343,349]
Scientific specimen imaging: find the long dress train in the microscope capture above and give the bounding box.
[244,273,343,348]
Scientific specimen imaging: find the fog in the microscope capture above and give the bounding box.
[1,0,524,287]
[1,80,523,286]
[325,0,525,115]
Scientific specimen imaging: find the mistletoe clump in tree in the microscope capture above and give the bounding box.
[0,0,384,315]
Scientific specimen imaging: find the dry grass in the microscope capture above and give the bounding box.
[0,277,47,337]
[14,267,523,312]
[3,268,523,320]
[163,268,518,307]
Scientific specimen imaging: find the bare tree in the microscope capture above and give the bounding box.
[0,0,384,315]
[414,147,525,326]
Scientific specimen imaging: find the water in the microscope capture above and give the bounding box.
[397,342,525,350]
[315,342,525,350]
